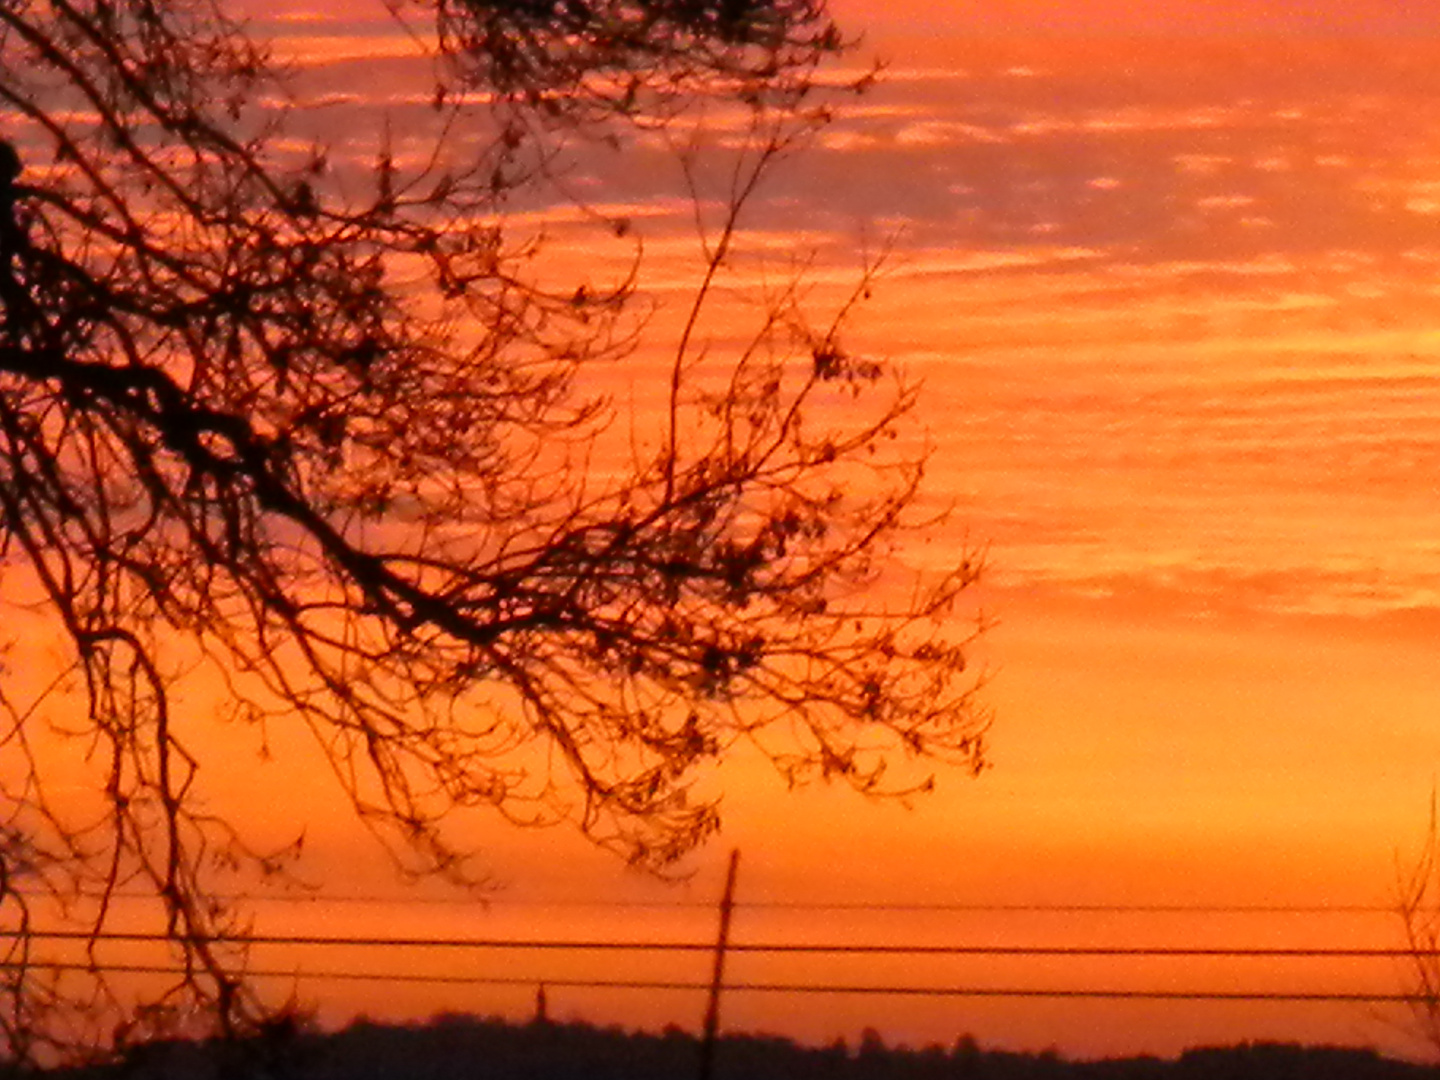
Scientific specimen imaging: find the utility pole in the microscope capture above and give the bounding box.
[698,849,740,1080]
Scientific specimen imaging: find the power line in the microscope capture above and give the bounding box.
[4,929,1429,959]
[1,962,1422,1003]
[22,891,1404,914]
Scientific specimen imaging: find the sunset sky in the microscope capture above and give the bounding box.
[35,0,1440,1063]
[850,0,1440,34]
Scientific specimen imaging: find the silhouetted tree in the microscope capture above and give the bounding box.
[0,0,986,1062]
[1396,796,1440,1060]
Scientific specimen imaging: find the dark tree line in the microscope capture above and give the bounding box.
[57,1015,1440,1080]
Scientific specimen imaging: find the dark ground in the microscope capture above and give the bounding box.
[44,1013,1440,1080]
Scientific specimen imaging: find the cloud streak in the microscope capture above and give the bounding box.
[157,22,1440,625]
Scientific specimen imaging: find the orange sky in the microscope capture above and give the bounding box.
[13,0,1440,1064]
[190,13,1440,1059]
[836,0,1440,35]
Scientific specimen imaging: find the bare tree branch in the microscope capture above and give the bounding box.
[0,0,986,1064]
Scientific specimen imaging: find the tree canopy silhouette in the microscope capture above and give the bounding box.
[0,0,985,1062]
